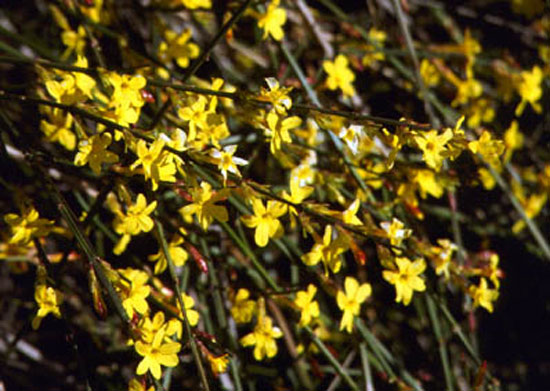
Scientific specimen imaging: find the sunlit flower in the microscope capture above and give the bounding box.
[32,284,63,329]
[74,133,119,175]
[414,128,453,171]
[179,182,229,230]
[231,288,256,324]
[240,310,282,361]
[469,278,499,313]
[336,277,371,333]
[515,66,543,116]
[135,328,181,379]
[210,145,248,184]
[257,0,287,41]
[4,206,54,246]
[323,54,356,97]
[241,198,286,247]
[294,284,320,327]
[383,257,426,305]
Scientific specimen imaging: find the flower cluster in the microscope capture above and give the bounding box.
[1,1,547,389]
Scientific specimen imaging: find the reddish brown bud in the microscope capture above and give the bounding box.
[140,89,155,103]
[88,267,107,319]
[185,243,208,274]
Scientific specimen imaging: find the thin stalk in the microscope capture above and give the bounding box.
[182,0,253,82]
[304,326,359,391]
[155,220,211,391]
[219,220,280,292]
[390,0,439,127]
[279,42,369,194]
[48,177,130,325]
[327,349,357,391]
[355,320,396,380]
[435,295,481,366]
[426,295,454,391]
[266,299,314,390]
[490,164,550,260]
[359,342,374,391]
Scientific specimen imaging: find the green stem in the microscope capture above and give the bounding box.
[182,0,253,82]
[426,295,454,391]
[48,177,130,325]
[219,220,281,292]
[304,326,359,391]
[359,342,375,391]
[279,42,369,194]
[155,220,211,391]
[434,295,481,366]
[490,164,550,260]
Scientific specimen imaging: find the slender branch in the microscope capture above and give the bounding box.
[155,219,211,391]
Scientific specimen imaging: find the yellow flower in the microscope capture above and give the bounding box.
[383,257,426,305]
[131,138,176,191]
[178,95,209,142]
[469,278,499,313]
[74,133,119,175]
[32,284,63,329]
[420,59,440,87]
[45,72,76,104]
[301,225,348,275]
[515,66,543,116]
[40,108,76,150]
[231,288,256,324]
[138,311,171,343]
[430,239,457,279]
[105,72,147,126]
[503,120,523,162]
[148,235,188,274]
[413,169,444,199]
[341,199,362,226]
[180,0,212,9]
[478,167,496,190]
[240,312,282,361]
[210,145,248,184]
[323,54,356,97]
[339,125,362,155]
[362,28,387,67]
[241,198,287,247]
[128,377,154,391]
[468,130,505,170]
[258,77,293,115]
[265,111,302,154]
[294,284,320,327]
[257,0,287,41]
[112,194,157,255]
[181,293,200,326]
[380,218,411,247]
[72,56,96,99]
[109,73,146,108]
[118,268,151,318]
[414,128,453,171]
[282,177,313,218]
[512,192,547,233]
[206,352,229,376]
[158,29,200,69]
[4,206,54,246]
[451,66,483,107]
[179,182,229,230]
[336,277,372,333]
[166,293,200,333]
[135,329,181,379]
[61,25,86,60]
[466,98,495,129]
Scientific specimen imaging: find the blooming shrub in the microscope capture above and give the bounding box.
[0,1,548,390]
